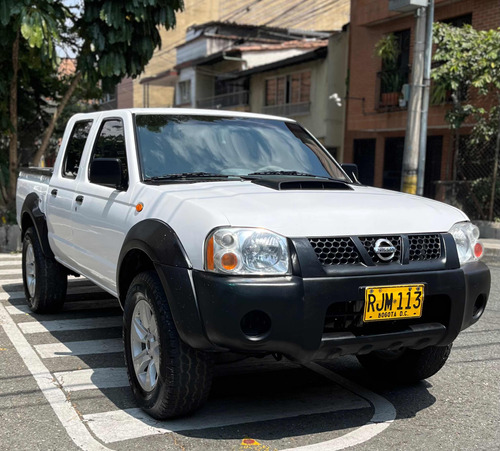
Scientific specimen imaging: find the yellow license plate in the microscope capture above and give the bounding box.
[363,284,424,322]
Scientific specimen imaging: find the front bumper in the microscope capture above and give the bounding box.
[188,261,490,363]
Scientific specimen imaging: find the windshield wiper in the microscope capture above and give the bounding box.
[144,172,229,181]
[246,171,332,178]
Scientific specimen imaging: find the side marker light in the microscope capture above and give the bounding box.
[136,203,144,212]
[474,242,483,259]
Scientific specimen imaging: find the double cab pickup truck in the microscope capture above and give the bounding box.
[16,109,490,419]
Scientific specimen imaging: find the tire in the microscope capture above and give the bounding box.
[356,343,453,382]
[22,227,67,313]
[123,270,213,419]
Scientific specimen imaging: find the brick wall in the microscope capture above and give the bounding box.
[344,0,500,192]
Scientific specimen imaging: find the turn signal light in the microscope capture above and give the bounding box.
[206,237,215,270]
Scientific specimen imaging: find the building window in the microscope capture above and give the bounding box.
[178,80,191,104]
[378,29,410,108]
[265,71,310,106]
[442,13,472,27]
[264,71,311,116]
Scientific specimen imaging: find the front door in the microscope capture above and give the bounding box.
[71,117,135,294]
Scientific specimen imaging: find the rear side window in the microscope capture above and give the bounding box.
[90,119,128,188]
[62,120,93,179]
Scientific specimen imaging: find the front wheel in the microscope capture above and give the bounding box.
[123,271,213,419]
[356,343,453,382]
[22,227,67,313]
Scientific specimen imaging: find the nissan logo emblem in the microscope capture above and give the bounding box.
[374,239,397,261]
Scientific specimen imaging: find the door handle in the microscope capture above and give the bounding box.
[75,195,84,204]
[51,189,58,196]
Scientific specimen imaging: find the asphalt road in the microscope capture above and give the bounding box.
[0,253,498,451]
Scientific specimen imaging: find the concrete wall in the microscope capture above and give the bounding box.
[0,226,21,253]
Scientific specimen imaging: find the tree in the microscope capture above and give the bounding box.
[0,0,184,207]
[432,23,500,220]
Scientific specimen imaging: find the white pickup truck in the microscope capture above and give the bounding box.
[16,109,490,419]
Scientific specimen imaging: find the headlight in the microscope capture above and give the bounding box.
[205,228,290,275]
[449,222,483,265]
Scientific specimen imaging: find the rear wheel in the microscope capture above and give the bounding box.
[22,227,67,313]
[356,343,453,382]
[123,270,213,419]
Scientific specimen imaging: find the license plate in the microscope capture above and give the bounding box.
[363,284,424,322]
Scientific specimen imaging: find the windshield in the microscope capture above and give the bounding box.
[134,115,348,181]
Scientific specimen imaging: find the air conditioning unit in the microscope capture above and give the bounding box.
[389,0,428,12]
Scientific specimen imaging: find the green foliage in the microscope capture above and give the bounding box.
[0,0,184,207]
[432,23,500,129]
[77,0,184,92]
[375,33,403,93]
[375,33,400,68]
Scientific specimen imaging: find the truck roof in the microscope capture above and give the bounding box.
[76,108,294,122]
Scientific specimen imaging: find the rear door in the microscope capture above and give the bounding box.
[71,113,137,294]
[46,119,95,266]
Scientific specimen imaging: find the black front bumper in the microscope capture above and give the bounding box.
[186,261,490,363]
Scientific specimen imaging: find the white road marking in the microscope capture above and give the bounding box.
[5,305,29,315]
[54,367,129,392]
[281,362,396,451]
[0,255,21,261]
[35,338,123,359]
[0,268,24,276]
[1,284,102,300]
[0,291,26,301]
[0,260,21,267]
[83,385,370,444]
[0,275,84,285]
[4,299,118,314]
[19,317,122,334]
[0,303,110,450]
[0,278,25,285]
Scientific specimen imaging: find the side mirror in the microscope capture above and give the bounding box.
[341,163,360,184]
[89,158,124,189]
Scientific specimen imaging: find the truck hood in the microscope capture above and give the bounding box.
[140,180,467,269]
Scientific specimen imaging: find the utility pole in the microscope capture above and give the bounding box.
[401,7,427,194]
[417,0,435,196]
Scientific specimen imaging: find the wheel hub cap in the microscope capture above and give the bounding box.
[25,242,36,298]
[130,299,160,392]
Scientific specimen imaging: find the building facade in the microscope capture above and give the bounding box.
[115,0,350,110]
[344,0,500,200]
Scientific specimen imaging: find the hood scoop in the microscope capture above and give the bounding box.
[250,177,353,191]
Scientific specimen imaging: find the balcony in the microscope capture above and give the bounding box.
[197,91,249,109]
[262,102,310,117]
[376,67,410,111]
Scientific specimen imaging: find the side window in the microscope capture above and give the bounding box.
[62,120,93,179]
[90,119,128,188]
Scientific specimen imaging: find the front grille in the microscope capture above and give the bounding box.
[408,234,442,261]
[359,236,401,263]
[309,237,360,265]
[309,233,443,266]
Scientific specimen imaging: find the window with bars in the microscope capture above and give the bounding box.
[265,71,311,106]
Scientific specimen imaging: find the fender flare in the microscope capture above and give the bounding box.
[117,219,192,274]
[117,219,214,350]
[20,193,54,258]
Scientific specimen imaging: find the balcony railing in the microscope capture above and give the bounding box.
[376,67,410,110]
[262,102,310,117]
[197,91,249,109]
